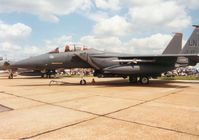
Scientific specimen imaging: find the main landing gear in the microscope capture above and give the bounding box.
[129,76,149,84]
[41,70,56,78]
[140,76,149,84]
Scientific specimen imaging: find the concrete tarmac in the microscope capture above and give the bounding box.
[0,76,199,139]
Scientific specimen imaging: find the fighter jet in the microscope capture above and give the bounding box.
[10,32,182,76]
[11,25,199,84]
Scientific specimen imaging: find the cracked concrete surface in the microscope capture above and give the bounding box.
[0,77,199,139]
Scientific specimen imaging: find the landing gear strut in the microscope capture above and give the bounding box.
[8,70,14,79]
[8,73,13,79]
[41,70,56,78]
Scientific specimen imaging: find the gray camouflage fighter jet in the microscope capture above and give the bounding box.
[2,32,182,79]
[9,32,182,81]
[11,26,199,84]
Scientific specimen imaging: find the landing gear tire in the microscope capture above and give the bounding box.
[80,79,87,85]
[140,76,149,84]
[129,76,137,83]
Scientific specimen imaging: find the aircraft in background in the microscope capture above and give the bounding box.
[176,25,199,66]
[162,28,199,67]
[11,25,199,84]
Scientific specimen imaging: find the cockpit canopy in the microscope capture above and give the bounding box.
[48,44,89,54]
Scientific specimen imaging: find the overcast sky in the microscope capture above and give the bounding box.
[0,0,199,60]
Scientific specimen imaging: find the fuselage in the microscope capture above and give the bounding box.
[11,49,176,78]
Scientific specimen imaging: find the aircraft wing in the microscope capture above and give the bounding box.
[119,54,199,60]
[115,56,177,65]
[91,54,199,65]
[91,54,199,58]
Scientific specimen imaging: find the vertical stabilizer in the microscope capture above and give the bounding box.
[181,25,199,54]
[162,33,182,54]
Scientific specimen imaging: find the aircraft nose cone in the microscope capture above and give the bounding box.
[12,60,29,68]
[11,55,48,69]
[11,53,52,69]
[0,61,4,70]
[12,58,40,69]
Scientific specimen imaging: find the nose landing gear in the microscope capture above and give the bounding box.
[8,73,13,79]
[8,70,14,79]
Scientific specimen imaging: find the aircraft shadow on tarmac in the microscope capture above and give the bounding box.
[12,78,197,88]
[86,80,191,88]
